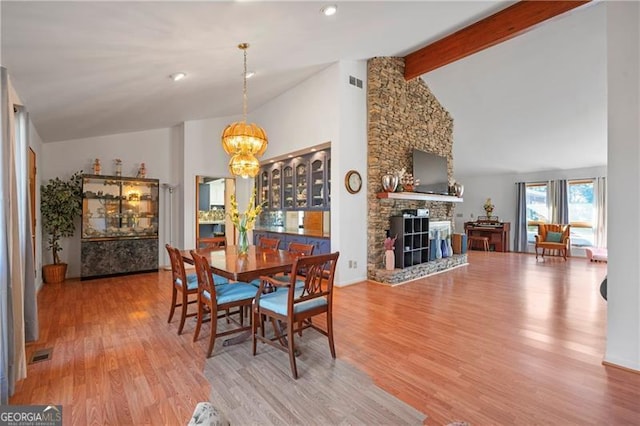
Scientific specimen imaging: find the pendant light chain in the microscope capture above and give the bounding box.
[242,46,248,123]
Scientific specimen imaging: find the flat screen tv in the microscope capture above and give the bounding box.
[412,149,449,195]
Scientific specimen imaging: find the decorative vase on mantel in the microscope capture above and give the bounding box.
[381,174,398,193]
[385,249,395,271]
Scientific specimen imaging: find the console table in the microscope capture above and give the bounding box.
[464,221,511,252]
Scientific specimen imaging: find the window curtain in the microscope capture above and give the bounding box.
[514,182,528,252]
[0,67,38,404]
[552,179,569,224]
[594,176,607,248]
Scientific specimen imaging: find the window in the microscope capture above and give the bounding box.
[526,183,549,243]
[568,179,595,247]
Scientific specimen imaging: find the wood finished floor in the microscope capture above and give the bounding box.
[11,252,640,425]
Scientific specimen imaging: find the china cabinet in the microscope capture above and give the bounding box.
[257,148,330,211]
[80,174,159,279]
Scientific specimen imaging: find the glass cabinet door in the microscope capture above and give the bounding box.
[283,165,294,210]
[258,170,269,207]
[270,166,281,210]
[310,153,325,209]
[82,175,159,239]
[295,161,308,209]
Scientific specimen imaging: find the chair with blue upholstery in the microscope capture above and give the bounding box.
[166,244,200,334]
[166,244,230,334]
[252,251,339,379]
[190,250,258,357]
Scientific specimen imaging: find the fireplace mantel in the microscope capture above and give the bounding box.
[376,192,463,203]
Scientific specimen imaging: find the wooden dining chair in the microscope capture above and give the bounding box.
[274,241,315,284]
[191,250,257,357]
[258,236,281,250]
[247,237,285,288]
[252,251,340,379]
[165,244,199,335]
[199,236,226,249]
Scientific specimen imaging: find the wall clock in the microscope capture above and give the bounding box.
[345,170,362,194]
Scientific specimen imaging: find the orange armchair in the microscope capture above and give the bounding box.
[535,224,571,260]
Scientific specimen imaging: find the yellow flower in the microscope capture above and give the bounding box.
[228,188,263,231]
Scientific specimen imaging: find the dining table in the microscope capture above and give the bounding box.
[181,244,298,347]
[180,244,297,283]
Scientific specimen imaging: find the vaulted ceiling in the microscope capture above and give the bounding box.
[1,1,606,176]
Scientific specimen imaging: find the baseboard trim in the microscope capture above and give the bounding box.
[602,360,640,374]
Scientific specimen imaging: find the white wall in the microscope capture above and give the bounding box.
[334,60,368,285]
[251,64,339,159]
[605,1,640,371]
[182,114,240,250]
[40,127,179,277]
[456,166,606,256]
[249,61,369,286]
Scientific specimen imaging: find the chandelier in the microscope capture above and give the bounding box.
[221,43,268,178]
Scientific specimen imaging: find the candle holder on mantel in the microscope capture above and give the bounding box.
[114,158,122,177]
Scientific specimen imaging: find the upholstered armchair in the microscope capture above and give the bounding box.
[535,224,571,260]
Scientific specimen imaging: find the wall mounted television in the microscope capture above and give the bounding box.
[412,149,449,195]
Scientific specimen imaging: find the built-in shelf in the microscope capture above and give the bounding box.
[376,192,463,203]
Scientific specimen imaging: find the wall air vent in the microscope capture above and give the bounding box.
[348,75,363,89]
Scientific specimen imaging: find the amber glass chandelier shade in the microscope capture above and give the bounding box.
[228,151,260,179]
[221,122,268,156]
[221,42,268,178]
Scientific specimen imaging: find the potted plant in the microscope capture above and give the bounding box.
[40,170,83,283]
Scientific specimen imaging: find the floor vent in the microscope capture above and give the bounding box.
[29,348,53,364]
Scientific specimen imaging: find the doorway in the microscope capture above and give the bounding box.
[195,176,235,248]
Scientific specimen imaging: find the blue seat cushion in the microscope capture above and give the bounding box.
[258,288,327,316]
[177,273,228,290]
[203,282,257,305]
[213,274,229,286]
[176,273,199,291]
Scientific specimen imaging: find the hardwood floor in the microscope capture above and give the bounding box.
[11,252,639,425]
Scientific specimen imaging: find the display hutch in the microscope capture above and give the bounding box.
[80,174,159,279]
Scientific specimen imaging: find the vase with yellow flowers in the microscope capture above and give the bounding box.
[228,188,263,255]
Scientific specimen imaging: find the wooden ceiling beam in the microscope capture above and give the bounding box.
[403,0,591,80]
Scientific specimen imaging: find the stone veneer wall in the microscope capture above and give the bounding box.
[367,57,462,281]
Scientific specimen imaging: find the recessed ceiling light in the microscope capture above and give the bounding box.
[310,148,317,152]
[287,155,293,158]
[169,72,186,82]
[245,71,255,79]
[320,4,337,16]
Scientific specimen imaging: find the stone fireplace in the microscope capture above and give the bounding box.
[367,57,467,284]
